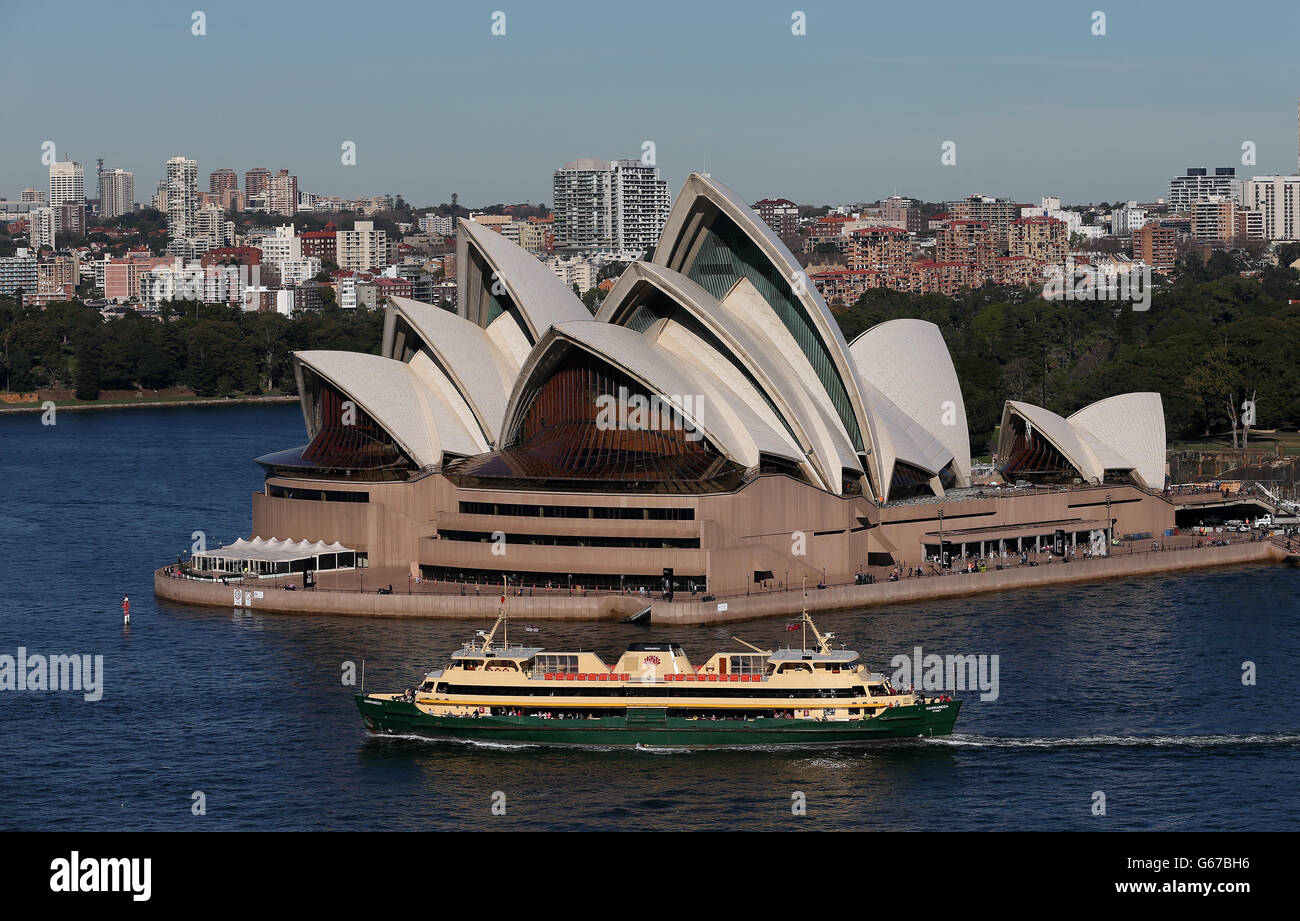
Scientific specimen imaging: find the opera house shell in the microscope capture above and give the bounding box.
[246,173,1175,596]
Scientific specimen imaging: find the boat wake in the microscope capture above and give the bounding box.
[376,732,541,751]
[925,731,1300,750]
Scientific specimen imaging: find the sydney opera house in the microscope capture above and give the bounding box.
[237,173,1174,596]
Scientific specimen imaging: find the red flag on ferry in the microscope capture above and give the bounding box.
[786,622,800,631]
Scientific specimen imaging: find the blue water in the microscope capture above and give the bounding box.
[1,404,1297,830]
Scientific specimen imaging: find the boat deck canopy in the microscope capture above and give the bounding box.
[452,646,545,660]
[767,649,859,663]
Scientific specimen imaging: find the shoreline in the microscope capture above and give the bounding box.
[0,394,298,415]
[154,539,1290,625]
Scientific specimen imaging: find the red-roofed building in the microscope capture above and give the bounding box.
[299,229,337,263]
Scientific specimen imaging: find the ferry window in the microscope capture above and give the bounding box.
[728,655,765,675]
[867,684,887,695]
[535,654,578,674]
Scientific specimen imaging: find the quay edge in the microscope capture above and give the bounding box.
[155,540,1286,625]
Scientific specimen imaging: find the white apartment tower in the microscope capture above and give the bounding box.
[28,207,57,251]
[165,156,199,242]
[99,168,135,219]
[1167,167,1239,213]
[1241,176,1300,242]
[48,159,85,233]
[336,221,387,272]
[552,158,670,254]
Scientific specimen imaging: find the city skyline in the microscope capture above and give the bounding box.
[4,1,1300,208]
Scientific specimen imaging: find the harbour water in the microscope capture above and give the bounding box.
[1,404,1297,830]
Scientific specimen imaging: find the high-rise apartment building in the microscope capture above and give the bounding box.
[1240,175,1300,242]
[946,195,1020,247]
[48,160,85,235]
[1168,168,1239,214]
[1190,197,1238,244]
[244,167,271,198]
[336,221,387,272]
[28,207,57,250]
[99,168,135,219]
[165,156,199,243]
[267,169,298,216]
[209,169,238,194]
[20,189,44,203]
[753,198,800,238]
[552,158,670,254]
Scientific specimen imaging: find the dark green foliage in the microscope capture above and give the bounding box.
[836,266,1300,447]
[0,298,385,398]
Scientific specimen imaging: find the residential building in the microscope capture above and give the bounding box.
[1110,202,1147,237]
[516,217,555,255]
[551,158,670,253]
[1168,167,1239,213]
[881,196,925,234]
[946,195,1020,247]
[267,169,298,216]
[245,167,271,198]
[1008,217,1068,264]
[99,168,135,219]
[28,207,57,250]
[209,168,238,194]
[1191,197,1238,244]
[336,221,387,272]
[418,213,455,236]
[49,160,85,235]
[165,156,199,243]
[299,228,337,263]
[1240,175,1300,241]
[1132,223,1177,273]
[0,253,38,298]
[753,198,800,238]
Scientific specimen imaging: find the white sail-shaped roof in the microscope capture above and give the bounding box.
[385,296,515,444]
[1001,400,1104,484]
[295,350,483,467]
[501,320,803,470]
[457,218,588,344]
[597,261,851,491]
[999,394,1166,489]
[1069,392,1166,490]
[849,318,971,485]
[651,172,884,495]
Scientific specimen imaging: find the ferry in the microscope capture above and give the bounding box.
[356,589,960,748]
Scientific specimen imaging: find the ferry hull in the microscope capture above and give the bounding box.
[356,695,961,748]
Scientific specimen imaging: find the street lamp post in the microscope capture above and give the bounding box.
[937,509,944,571]
[1105,492,1112,552]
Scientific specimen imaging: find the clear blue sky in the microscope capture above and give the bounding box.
[3,0,1298,207]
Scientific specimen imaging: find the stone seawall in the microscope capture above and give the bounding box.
[651,541,1286,625]
[155,572,647,621]
[155,540,1286,625]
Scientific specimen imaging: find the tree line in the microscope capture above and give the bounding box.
[0,299,384,400]
[835,247,1300,453]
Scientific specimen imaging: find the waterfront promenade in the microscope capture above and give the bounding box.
[155,536,1289,625]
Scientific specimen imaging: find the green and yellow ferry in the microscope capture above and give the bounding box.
[356,600,959,749]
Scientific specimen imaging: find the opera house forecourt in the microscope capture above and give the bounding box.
[156,173,1284,622]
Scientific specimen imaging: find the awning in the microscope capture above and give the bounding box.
[194,537,355,564]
